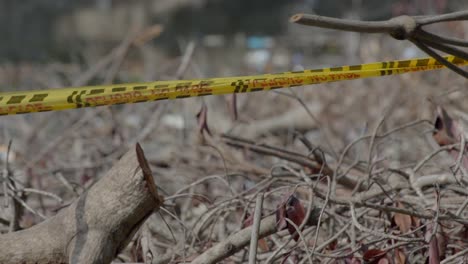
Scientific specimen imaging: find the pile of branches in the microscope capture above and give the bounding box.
[0,10,467,264]
[138,105,467,264]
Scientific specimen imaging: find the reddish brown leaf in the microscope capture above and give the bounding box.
[425,222,447,264]
[328,239,338,251]
[394,202,412,234]
[276,194,306,241]
[196,103,212,137]
[363,248,388,263]
[258,238,270,252]
[411,215,421,229]
[427,230,440,264]
[286,195,306,241]
[394,248,406,264]
[433,106,460,146]
[432,106,468,175]
[276,198,288,231]
[242,213,253,228]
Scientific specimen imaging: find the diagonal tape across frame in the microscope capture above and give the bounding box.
[0,55,465,116]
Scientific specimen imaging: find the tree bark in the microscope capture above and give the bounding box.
[0,143,162,264]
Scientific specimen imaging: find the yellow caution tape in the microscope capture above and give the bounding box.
[0,55,465,116]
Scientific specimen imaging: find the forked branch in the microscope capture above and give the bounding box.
[290,10,468,78]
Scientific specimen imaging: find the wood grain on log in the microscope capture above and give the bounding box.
[0,143,162,264]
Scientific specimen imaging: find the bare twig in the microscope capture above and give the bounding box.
[248,193,264,264]
[191,215,277,264]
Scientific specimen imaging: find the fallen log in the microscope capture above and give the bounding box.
[0,143,163,264]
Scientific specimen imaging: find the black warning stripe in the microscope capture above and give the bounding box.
[330,67,343,72]
[198,93,212,97]
[380,69,394,76]
[270,86,283,89]
[291,70,304,74]
[133,86,147,90]
[452,57,464,64]
[416,59,429,66]
[176,95,191,99]
[7,95,26,104]
[381,61,396,69]
[134,99,149,103]
[155,97,169,101]
[89,89,105,95]
[349,65,362,71]
[16,111,31,114]
[397,60,411,68]
[250,88,264,92]
[75,91,87,108]
[112,87,126,92]
[29,93,48,102]
[310,69,324,73]
[67,91,77,103]
[231,80,249,93]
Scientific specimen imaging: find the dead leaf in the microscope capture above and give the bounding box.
[328,239,338,251]
[363,248,388,263]
[276,194,306,241]
[433,106,460,146]
[196,103,212,138]
[258,238,270,252]
[432,105,468,176]
[411,215,421,229]
[394,248,406,264]
[393,201,412,233]
[242,213,253,228]
[425,222,446,264]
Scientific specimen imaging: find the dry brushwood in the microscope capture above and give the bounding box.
[0,143,163,264]
[290,10,468,78]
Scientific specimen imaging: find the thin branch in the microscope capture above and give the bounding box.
[290,13,398,33]
[191,215,278,264]
[416,10,468,25]
[248,193,264,264]
[410,39,468,79]
[416,30,468,47]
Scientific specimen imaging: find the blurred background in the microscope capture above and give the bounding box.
[1,0,467,64]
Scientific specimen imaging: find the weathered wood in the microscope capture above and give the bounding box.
[0,143,162,264]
